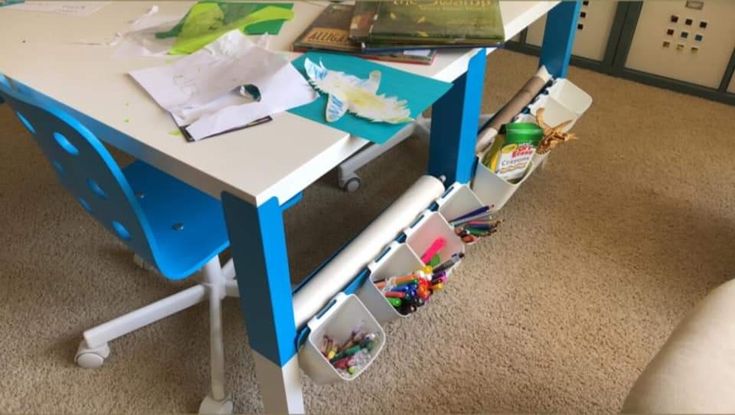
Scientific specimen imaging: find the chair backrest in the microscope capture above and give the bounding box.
[0,74,159,267]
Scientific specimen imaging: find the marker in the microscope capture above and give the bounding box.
[387,297,402,308]
[384,291,406,298]
[421,237,446,264]
[431,282,444,292]
[433,252,464,274]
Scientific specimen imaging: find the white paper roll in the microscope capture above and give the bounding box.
[293,175,445,327]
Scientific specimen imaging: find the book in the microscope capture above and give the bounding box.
[349,0,506,48]
[292,3,436,65]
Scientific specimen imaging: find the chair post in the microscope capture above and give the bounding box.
[201,256,228,403]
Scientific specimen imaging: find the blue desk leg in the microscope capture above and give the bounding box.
[221,194,304,414]
[540,0,582,78]
[428,49,487,184]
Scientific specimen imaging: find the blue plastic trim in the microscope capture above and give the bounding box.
[222,194,297,366]
[280,192,303,211]
[540,1,582,78]
[427,49,487,184]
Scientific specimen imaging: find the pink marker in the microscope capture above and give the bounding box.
[420,237,446,264]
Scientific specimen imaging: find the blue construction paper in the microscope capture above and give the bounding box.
[289,52,452,144]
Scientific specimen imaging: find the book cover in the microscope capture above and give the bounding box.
[293,3,436,65]
[349,0,506,47]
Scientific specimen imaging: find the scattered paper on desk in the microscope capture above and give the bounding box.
[304,58,412,124]
[129,30,317,141]
[155,1,294,55]
[5,1,109,16]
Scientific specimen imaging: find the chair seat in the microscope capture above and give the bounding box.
[622,279,735,413]
[123,161,228,279]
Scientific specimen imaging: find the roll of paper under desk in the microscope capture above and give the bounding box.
[292,175,445,327]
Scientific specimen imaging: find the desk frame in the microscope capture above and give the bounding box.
[224,2,581,412]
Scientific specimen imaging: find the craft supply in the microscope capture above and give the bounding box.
[321,331,379,377]
[433,253,465,274]
[420,237,446,264]
[155,1,295,55]
[455,219,501,244]
[304,58,413,124]
[482,122,543,182]
[375,250,463,316]
[535,108,578,154]
[476,66,551,152]
[448,206,491,225]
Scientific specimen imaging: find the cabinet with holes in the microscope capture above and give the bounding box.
[625,0,735,89]
[508,1,735,104]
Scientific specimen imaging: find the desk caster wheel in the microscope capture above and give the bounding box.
[340,176,361,193]
[75,340,110,369]
[199,395,234,415]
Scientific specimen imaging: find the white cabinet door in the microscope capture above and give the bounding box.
[526,0,618,62]
[625,0,735,88]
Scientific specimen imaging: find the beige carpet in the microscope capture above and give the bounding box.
[1,49,734,414]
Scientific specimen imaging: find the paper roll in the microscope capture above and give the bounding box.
[475,65,551,153]
[293,175,445,327]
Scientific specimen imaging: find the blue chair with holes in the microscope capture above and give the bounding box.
[0,75,238,414]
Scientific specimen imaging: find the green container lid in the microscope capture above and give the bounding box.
[505,122,543,146]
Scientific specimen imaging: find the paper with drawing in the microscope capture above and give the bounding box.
[129,30,317,140]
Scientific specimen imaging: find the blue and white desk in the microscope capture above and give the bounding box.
[0,1,578,412]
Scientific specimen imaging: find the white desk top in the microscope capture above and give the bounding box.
[0,1,556,205]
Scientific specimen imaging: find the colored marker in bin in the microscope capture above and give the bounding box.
[372,252,464,315]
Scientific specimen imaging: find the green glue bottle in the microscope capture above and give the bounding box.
[482,122,543,183]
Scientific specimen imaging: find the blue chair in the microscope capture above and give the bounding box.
[0,75,237,414]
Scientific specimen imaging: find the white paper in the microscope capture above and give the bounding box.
[7,1,109,16]
[130,30,317,140]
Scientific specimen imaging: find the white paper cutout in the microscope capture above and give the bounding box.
[304,58,413,124]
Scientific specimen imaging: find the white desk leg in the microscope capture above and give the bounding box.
[253,352,304,414]
[221,194,304,414]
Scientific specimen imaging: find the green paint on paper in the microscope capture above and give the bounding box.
[124,118,130,123]
[156,1,294,55]
[169,129,183,137]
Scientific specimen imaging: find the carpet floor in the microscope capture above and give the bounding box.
[1,49,734,414]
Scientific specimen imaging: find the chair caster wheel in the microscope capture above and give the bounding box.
[75,341,110,369]
[341,176,361,193]
[199,395,234,415]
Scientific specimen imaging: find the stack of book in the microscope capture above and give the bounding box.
[293,0,506,65]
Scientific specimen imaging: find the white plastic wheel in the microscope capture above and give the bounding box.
[75,341,110,369]
[343,177,361,193]
[199,395,234,415]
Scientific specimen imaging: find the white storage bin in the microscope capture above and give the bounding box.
[357,242,424,323]
[299,293,385,385]
[471,156,535,213]
[404,211,465,272]
[547,79,593,117]
[436,184,486,225]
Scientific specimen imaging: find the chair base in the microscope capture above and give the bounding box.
[76,257,237,414]
[199,394,234,415]
[75,341,110,369]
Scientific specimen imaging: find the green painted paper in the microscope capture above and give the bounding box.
[157,1,294,55]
